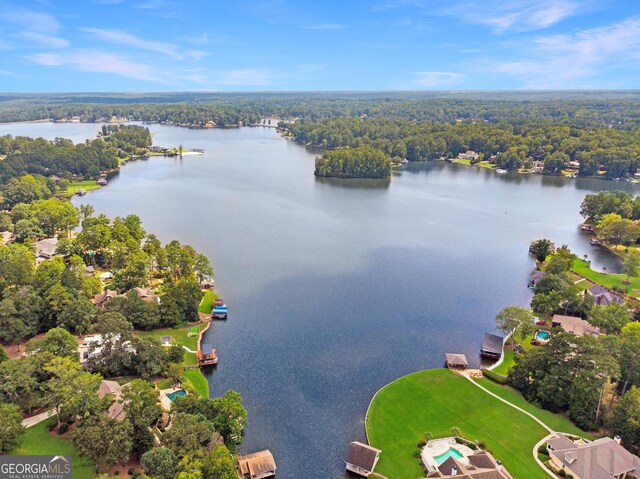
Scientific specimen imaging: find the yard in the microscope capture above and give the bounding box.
[366,369,588,479]
[572,258,640,295]
[13,420,95,479]
[198,289,217,314]
[59,179,101,197]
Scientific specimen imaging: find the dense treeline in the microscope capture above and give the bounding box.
[288,117,640,178]
[314,145,391,178]
[0,124,151,186]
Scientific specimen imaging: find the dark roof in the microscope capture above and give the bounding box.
[468,451,497,469]
[588,284,609,296]
[529,270,546,281]
[445,353,468,367]
[482,333,503,354]
[201,343,215,355]
[346,442,380,472]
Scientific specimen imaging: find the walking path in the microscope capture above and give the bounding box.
[160,343,196,354]
[22,409,54,428]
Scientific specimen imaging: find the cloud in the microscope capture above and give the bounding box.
[2,10,60,33]
[19,31,69,47]
[80,27,180,57]
[28,50,164,82]
[495,17,640,88]
[219,69,270,86]
[298,23,345,30]
[412,71,464,87]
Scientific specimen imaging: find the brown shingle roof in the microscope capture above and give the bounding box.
[238,450,276,478]
[346,442,381,472]
[445,353,468,368]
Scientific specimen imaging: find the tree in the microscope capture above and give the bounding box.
[27,327,79,359]
[0,358,39,412]
[618,322,640,390]
[141,447,179,479]
[623,250,640,283]
[0,403,25,453]
[164,362,184,384]
[58,296,98,334]
[201,444,237,479]
[132,338,167,379]
[210,390,248,449]
[74,414,133,472]
[122,380,162,457]
[495,306,535,346]
[611,386,640,448]
[162,413,213,457]
[0,298,31,350]
[529,239,554,263]
[589,303,631,334]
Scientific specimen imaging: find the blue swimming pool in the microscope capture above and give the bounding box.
[535,330,550,340]
[167,389,187,401]
[434,447,464,465]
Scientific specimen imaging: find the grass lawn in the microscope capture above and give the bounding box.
[492,349,515,376]
[185,368,209,398]
[14,421,95,479]
[572,258,640,295]
[366,369,585,479]
[198,290,217,314]
[59,179,101,197]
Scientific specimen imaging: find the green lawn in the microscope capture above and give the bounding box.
[185,368,209,398]
[198,290,217,314]
[572,258,640,295]
[491,349,515,376]
[366,369,586,479]
[14,421,95,479]
[59,179,101,197]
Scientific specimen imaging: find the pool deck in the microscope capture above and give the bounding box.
[159,386,185,411]
[421,437,474,471]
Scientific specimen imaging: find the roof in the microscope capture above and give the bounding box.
[445,353,468,367]
[201,343,215,355]
[94,289,119,306]
[547,434,577,451]
[35,237,58,258]
[587,285,625,306]
[552,315,601,337]
[529,270,546,281]
[97,380,125,420]
[238,450,276,478]
[134,287,159,302]
[427,450,512,478]
[482,333,504,354]
[346,442,381,472]
[549,435,640,479]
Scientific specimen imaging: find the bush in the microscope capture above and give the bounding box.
[483,368,508,384]
[417,440,426,448]
[477,441,486,450]
[127,468,135,476]
[538,444,549,455]
[114,472,120,476]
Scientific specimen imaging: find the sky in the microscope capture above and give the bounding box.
[0,0,639,91]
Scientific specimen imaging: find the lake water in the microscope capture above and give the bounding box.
[2,121,637,478]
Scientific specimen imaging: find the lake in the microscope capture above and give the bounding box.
[1,121,637,478]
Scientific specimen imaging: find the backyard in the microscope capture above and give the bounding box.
[572,258,640,295]
[366,368,589,479]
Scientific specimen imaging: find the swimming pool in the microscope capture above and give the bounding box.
[167,389,187,401]
[535,330,550,341]
[434,447,464,465]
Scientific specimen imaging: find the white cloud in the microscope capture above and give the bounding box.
[20,31,69,48]
[412,71,463,87]
[2,10,60,33]
[80,27,179,58]
[298,23,345,30]
[495,17,640,88]
[28,50,164,82]
[219,69,270,86]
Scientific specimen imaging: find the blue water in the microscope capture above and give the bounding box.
[434,447,464,465]
[167,390,187,401]
[536,330,550,340]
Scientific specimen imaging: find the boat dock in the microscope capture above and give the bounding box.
[212,298,228,319]
[196,320,218,366]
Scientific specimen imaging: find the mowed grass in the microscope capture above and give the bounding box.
[491,349,515,376]
[185,368,209,398]
[59,179,101,197]
[14,421,95,479]
[198,290,217,314]
[366,369,584,479]
[572,258,640,295]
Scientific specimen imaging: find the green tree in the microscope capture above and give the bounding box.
[74,414,133,472]
[623,250,640,283]
[27,327,79,359]
[122,380,162,458]
[529,239,555,263]
[162,413,212,457]
[211,390,248,449]
[58,296,98,334]
[611,386,640,448]
[201,444,237,479]
[0,403,26,453]
[495,306,535,346]
[589,302,631,334]
[141,447,179,479]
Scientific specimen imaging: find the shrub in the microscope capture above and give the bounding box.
[127,468,135,476]
[483,369,508,384]
[417,440,426,448]
[538,444,549,455]
[477,441,486,449]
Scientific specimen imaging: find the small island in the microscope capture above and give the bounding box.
[314,145,392,179]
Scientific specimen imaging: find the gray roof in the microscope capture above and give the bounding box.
[35,237,58,258]
[445,353,468,367]
[588,285,625,306]
[482,333,504,354]
[346,442,380,472]
[547,434,577,452]
[549,436,640,479]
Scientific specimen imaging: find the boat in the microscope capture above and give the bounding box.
[495,168,508,174]
[580,224,595,232]
[212,299,228,319]
[590,238,603,246]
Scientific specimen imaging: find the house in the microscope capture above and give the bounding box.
[93,289,120,307]
[98,380,125,420]
[79,334,134,366]
[528,270,547,288]
[480,333,504,360]
[567,160,581,171]
[547,433,640,479]
[1,231,15,245]
[237,450,276,479]
[552,315,601,337]
[133,287,160,303]
[426,450,512,478]
[445,353,468,369]
[458,150,480,161]
[345,441,381,477]
[204,121,217,128]
[587,285,625,306]
[84,265,95,277]
[35,237,59,261]
[97,178,107,186]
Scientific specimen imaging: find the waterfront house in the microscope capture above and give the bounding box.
[480,333,504,360]
[98,380,125,420]
[422,438,512,478]
[94,289,120,307]
[237,450,276,479]
[97,178,107,186]
[35,237,59,262]
[458,150,480,161]
[587,285,625,306]
[528,270,547,288]
[552,315,601,337]
[345,441,381,477]
[445,353,468,369]
[547,433,640,479]
[134,287,160,303]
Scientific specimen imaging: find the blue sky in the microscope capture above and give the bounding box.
[0,0,639,91]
